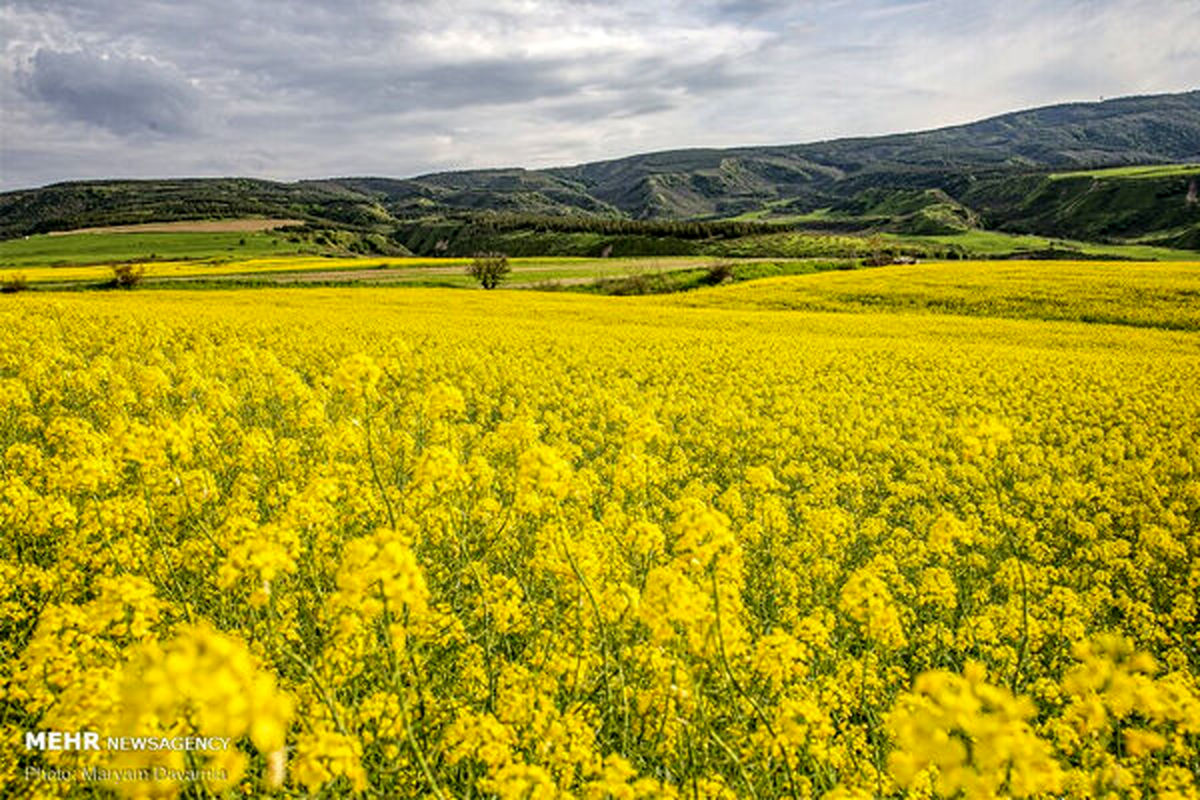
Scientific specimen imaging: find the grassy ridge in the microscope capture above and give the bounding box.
[963,169,1200,246]
[1049,163,1200,179]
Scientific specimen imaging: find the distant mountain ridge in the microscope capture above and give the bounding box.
[2,89,1199,244]
[344,89,1200,219]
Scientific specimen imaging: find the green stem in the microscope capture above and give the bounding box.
[710,571,800,800]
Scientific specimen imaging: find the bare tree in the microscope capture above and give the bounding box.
[466,252,511,290]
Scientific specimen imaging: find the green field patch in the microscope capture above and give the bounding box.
[0,231,311,268]
[1049,163,1200,180]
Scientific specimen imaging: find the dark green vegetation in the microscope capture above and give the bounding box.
[0,179,395,238]
[389,216,962,260]
[960,170,1200,249]
[3,90,1199,258]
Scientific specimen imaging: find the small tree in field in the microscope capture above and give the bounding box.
[863,234,895,267]
[467,252,511,289]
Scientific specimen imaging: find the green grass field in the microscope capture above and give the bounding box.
[0,231,311,267]
[724,203,839,223]
[1049,163,1200,180]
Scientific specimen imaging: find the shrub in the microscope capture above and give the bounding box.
[589,271,676,296]
[1,273,30,293]
[703,260,735,285]
[467,252,511,290]
[863,234,897,266]
[111,263,146,289]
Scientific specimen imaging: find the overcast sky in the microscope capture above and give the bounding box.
[1,0,1197,189]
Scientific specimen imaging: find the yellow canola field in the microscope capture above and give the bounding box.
[1,284,1199,799]
[6,256,585,284]
[672,259,1200,331]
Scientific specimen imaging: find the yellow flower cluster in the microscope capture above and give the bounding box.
[839,566,908,650]
[1,281,1198,798]
[109,624,294,793]
[888,661,1062,798]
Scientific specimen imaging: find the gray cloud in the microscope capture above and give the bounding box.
[265,57,583,113]
[18,48,206,136]
[1,0,1197,189]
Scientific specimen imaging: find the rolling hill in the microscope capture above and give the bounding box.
[2,90,1198,251]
